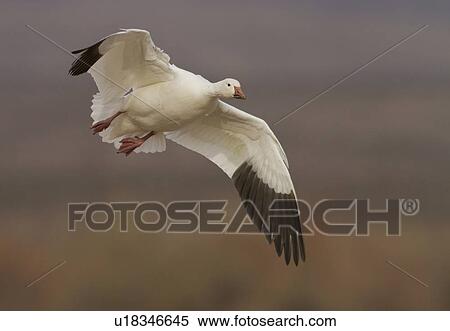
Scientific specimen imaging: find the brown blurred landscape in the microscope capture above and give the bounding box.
[1,0,449,309]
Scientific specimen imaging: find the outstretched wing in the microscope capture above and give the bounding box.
[165,101,305,265]
[69,29,175,148]
[69,29,174,97]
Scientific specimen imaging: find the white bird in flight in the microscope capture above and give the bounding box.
[69,28,305,265]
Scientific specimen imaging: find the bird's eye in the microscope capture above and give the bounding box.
[227,83,231,87]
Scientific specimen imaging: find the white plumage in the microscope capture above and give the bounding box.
[70,29,305,265]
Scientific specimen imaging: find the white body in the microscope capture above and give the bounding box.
[124,67,217,132]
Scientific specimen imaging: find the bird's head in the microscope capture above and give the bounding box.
[215,78,246,100]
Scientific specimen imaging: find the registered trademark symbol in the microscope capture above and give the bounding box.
[401,199,420,216]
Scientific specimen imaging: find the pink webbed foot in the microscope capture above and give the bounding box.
[91,111,124,135]
[91,120,111,135]
[117,132,154,157]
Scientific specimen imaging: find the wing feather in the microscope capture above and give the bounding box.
[69,29,175,145]
[165,101,305,265]
[69,29,174,99]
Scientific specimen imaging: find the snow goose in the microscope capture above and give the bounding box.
[69,29,305,265]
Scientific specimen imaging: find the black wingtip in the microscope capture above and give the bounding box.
[299,237,306,263]
[68,39,104,76]
[232,161,307,267]
[274,235,283,257]
[71,47,87,55]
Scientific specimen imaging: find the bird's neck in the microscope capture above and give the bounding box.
[206,82,222,98]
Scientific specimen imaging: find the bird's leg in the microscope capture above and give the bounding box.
[91,111,125,135]
[117,131,155,156]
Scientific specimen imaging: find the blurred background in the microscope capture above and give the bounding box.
[1,0,449,309]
